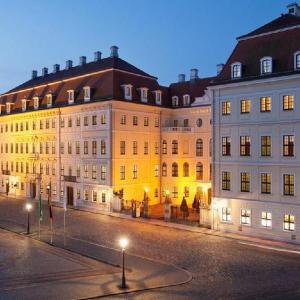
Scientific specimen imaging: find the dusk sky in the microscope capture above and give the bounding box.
[0,0,292,93]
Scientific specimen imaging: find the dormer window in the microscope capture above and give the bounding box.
[46,94,53,108]
[6,103,11,114]
[153,90,162,105]
[22,99,27,112]
[294,51,300,70]
[33,97,39,110]
[172,96,179,107]
[67,90,74,104]
[122,84,132,100]
[231,62,242,79]
[260,57,272,74]
[83,86,90,102]
[140,88,148,103]
[183,94,190,106]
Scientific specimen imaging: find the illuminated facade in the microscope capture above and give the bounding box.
[0,46,212,211]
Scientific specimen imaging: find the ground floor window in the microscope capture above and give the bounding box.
[101,192,106,203]
[261,211,272,228]
[52,185,57,195]
[77,189,81,200]
[241,209,251,225]
[172,187,178,198]
[60,187,64,196]
[84,190,88,201]
[222,207,231,222]
[284,214,295,231]
[92,191,97,202]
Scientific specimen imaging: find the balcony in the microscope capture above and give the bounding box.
[162,127,193,133]
[2,170,10,175]
[63,175,77,183]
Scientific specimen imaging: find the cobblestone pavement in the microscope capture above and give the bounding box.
[1,196,300,299]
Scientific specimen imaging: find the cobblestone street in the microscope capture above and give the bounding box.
[1,196,300,299]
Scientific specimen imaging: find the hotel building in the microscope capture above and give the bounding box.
[210,3,300,241]
[0,46,212,211]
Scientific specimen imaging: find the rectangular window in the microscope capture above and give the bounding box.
[284,214,295,231]
[283,135,294,156]
[76,165,80,178]
[120,141,125,155]
[172,187,178,198]
[283,174,294,196]
[261,136,271,156]
[92,115,97,125]
[92,165,97,179]
[144,141,148,155]
[121,115,126,125]
[154,164,159,177]
[68,142,72,154]
[222,101,231,115]
[240,136,251,156]
[241,209,251,225]
[76,141,80,155]
[84,116,88,126]
[241,172,250,192]
[133,116,138,126]
[261,173,271,194]
[260,97,272,112]
[101,140,106,155]
[133,164,138,179]
[133,141,138,155]
[84,165,88,178]
[283,95,294,111]
[261,211,272,228]
[92,141,97,155]
[222,207,231,222]
[84,190,89,201]
[155,118,159,127]
[84,141,88,155]
[77,189,81,200]
[240,99,251,114]
[155,142,159,154]
[144,117,149,126]
[222,171,231,191]
[68,117,72,127]
[76,116,81,126]
[120,166,125,180]
[222,137,231,156]
[101,114,106,124]
[101,166,107,180]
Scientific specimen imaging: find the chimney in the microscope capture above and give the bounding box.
[217,63,224,75]
[66,60,73,69]
[190,68,199,81]
[94,51,102,61]
[79,56,86,66]
[178,74,186,83]
[53,64,60,73]
[42,67,48,76]
[32,70,38,79]
[287,3,300,16]
[110,45,119,58]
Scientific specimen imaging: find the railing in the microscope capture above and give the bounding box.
[162,127,193,132]
[63,175,77,183]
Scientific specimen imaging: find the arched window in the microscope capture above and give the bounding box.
[196,139,203,156]
[172,96,179,107]
[162,163,167,177]
[260,57,272,74]
[172,163,178,177]
[183,162,189,177]
[183,95,190,106]
[172,140,178,154]
[162,140,167,154]
[231,62,242,79]
[196,162,203,180]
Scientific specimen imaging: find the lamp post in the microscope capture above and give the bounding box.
[25,203,33,234]
[119,237,128,289]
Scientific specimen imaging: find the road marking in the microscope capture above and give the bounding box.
[239,241,300,255]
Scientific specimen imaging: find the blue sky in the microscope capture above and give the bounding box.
[0,0,293,92]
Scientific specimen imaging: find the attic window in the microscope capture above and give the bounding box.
[67,90,74,104]
[33,97,39,110]
[260,57,272,74]
[154,90,162,105]
[83,86,90,102]
[183,94,190,106]
[294,51,300,70]
[22,99,27,112]
[231,62,242,79]
[46,94,53,108]
[122,84,132,100]
[172,96,179,107]
[140,88,148,103]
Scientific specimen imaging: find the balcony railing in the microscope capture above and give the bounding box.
[63,175,77,183]
[162,126,193,132]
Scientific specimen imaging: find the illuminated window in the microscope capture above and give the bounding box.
[33,97,39,110]
[155,117,159,127]
[222,101,231,115]
[284,214,295,231]
[240,172,250,192]
[46,94,52,107]
[222,208,231,222]
[184,186,189,197]
[162,163,167,176]
[154,165,159,177]
[241,209,251,225]
[222,171,231,190]
[260,57,272,74]
[172,187,178,198]
[283,174,294,196]
[261,173,271,194]
[240,136,251,156]
[172,140,178,154]
[172,163,178,177]
[84,165,88,178]
[283,135,294,156]
[101,140,106,155]
[283,95,294,111]
[261,211,272,228]
[222,137,231,156]
[260,96,271,112]
[133,165,138,179]
[120,141,125,155]
[76,165,80,178]
[183,162,189,177]
[196,162,203,180]
[261,136,271,156]
[92,166,97,179]
[92,141,97,155]
[162,140,167,154]
[240,99,251,113]
[83,86,90,102]
[84,141,88,155]
[231,62,242,79]
[120,166,125,180]
[101,114,106,124]
[196,139,203,156]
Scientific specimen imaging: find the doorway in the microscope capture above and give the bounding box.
[67,186,74,206]
[30,183,36,199]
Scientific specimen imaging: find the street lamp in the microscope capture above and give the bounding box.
[119,237,128,289]
[25,203,33,234]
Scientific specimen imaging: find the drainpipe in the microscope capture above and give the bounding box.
[58,108,61,204]
[159,109,162,204]
[109,103,113,208]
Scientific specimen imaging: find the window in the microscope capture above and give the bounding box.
[261,136,271,156]
[196,139,203,156]
[120,115,126,125]
[172,163,178,177]
[68,142,72,154]
[283,174,294,196]
[162,140,167,154]
[155,141,159,154]
[83,86,90,101]
[241,209,251,225]
[294,51,300,70]
[60,142,64,154]
[172,187,178,198]
[120,166,125,180]
[231,62,242,79]
[101,114,106,124]
[261,173,271,194]
[196,162,203,180]
[222,208,231,222]
[284,214,295,231]
[260,57,272,74]
[172,96,179,107]
[84,165,88,178]
[67,90,74,104]
[222,101,231,115]
[283,95,294,111]
[133,116,138,126]
[6,103,11,114]
[162,163,167,176]
[92,166,97,179]
[133,165,138,179]
[183,119,189,127]
[240,99,250,113]
[76,141,80,155]
[92,141,97,155]
[22,99,27,112]
[84,190,89,201]
[183,162,189,177]
[76,165,80,178]
[84,116,88,126]
[196,118,203,127]
[155,117,159,127]
[144,141,148,154]
[241,172,250,192]
[172,140,178,154]
[76,116,81,126]
[77,189,81,200]
[101,165,106,180]
[184,186,189,198]
[120,141,125,155]
[133,141,138,155]
[84,141,88,155]
[261,212,272,228]
[33,97,39,110]
[154,90,162,105]
[183,95,190,106]
[154,165,159,177]
[101,140,106,155]
[222,171,231,190]
[222,137,231,156]
[92,115,97,125]
[260,96,271,112]
[283,135,294,157]
[144,117,149,126]
[101,192,106,203]
[140,88,148,102]
[240,136,251,156]
[46,94,52,107]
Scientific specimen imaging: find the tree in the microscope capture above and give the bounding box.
[192,194,200,213]
[180,197,189,219]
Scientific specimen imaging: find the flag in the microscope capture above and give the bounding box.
[38,193,43,221]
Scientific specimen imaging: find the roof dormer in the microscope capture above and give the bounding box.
[231,62,242,79]
[121,84,133,100]
[21,99,29,112]
[260,56,272,75]
[183,94,190,106]
[83,86,91,102]
[172,96,179,107]
[67,90,74,104]
[46,93,53,108]
[33,97,39,110]
[153,90,162,105]
[138,87,148,103]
